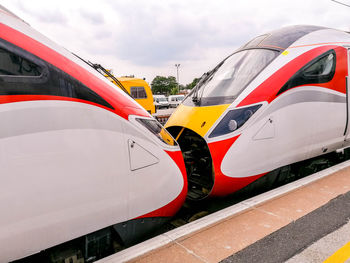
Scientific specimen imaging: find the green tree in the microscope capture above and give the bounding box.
[151,76,178,95]
[185,77,200,90]
[170,87,179,95]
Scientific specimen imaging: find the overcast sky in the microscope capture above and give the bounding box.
[1,0,350,85]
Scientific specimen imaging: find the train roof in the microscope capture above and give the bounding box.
[118,77,148,84]
[0,5,27,23]
[240,25,327,51]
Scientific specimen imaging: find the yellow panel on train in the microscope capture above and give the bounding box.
[165,103,230,137]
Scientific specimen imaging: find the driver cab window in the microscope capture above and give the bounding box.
[278,49,336,95]
[130,86,147,99]
[303,53,334,77]
[0,47,42,76]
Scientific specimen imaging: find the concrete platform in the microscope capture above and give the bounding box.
[98,160,350,263]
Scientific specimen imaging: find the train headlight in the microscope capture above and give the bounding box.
[209,104,262,138]
[228,120,238,131]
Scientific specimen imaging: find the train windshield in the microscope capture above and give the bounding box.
[136,118,177,146]
[189,49,278,106]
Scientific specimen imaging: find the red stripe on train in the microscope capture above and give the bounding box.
[0,23,148,119]
[238,45,347,107]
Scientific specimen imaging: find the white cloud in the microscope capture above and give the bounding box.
[79,9,105,25]
[1,0,350,84]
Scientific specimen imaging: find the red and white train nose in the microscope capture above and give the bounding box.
[126,115,188,219]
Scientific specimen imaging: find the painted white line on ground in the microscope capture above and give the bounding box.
[98,160,350,263]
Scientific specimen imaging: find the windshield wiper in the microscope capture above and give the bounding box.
[72,53,131,96]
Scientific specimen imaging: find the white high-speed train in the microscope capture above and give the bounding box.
[166,25,350,200]
[0,5,187,262]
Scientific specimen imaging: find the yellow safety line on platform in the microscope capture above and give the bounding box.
[323,241,350,263]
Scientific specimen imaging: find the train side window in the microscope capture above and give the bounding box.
[278,49,336,95]
[130,87,138,98]
[57,69,113,109]
[0,38,113,109]
[0,47,42,76]
[303,53,334,78]
[130,86,147,99]
[138,87,147,98]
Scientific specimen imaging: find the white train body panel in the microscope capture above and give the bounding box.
[216,29,350,179]
[221,87,347,177]
[0,6,187,262]
[0,100,185,261]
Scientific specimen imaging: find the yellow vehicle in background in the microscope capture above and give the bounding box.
[87,62,156,114]
[117,77,156,114]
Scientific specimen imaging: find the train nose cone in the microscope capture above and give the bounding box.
[165,104,229,137]
[140,148,187,218]
[166,103,233,200]
[165,149,188,211]
[166,103,231,200]
[207,135,241,196]
[207,135,266,197]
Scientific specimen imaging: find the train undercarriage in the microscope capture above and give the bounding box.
[13,217,168,263]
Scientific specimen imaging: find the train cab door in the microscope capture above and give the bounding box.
[345,48,350,143]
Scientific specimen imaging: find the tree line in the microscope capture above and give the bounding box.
[151,75,200,95]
